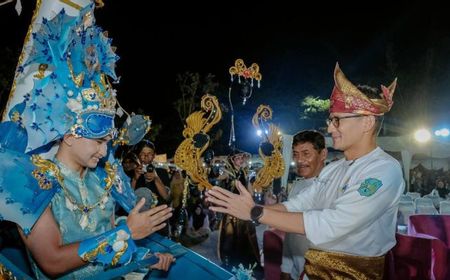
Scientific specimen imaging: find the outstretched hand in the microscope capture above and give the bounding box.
[127,199,172,240]
[206,181,255,221]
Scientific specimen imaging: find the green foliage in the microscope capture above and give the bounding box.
[300,96,330,119]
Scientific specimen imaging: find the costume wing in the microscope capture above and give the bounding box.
[0,148,58,235]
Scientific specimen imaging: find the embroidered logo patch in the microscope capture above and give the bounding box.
[358,178,383,197]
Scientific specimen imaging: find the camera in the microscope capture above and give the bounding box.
[143,163,155,173]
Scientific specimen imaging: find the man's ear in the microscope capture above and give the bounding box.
[62,134,76,146]
[363,115,376,133]
[320,148,328,163]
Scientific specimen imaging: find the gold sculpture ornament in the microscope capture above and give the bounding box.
[229,58,262,88]
[251,105,285,192]
[174,94,222,191]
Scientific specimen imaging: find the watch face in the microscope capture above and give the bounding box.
[251,205,263,221]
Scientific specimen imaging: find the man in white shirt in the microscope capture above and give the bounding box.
[281,130,326,280]
[207,63,405,279]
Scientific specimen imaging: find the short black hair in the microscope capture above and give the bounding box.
[356,85,382,99]
[292,130,325,152]
[356,85,384,135]
[134,139,155,154]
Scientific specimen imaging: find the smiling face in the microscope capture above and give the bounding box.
[292,142,326,178]
[65,135,111,170]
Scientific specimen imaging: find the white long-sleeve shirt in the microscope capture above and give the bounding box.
[283,147,405,257]
[281,177,315,280]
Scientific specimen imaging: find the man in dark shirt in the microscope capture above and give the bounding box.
[132,140,171,236]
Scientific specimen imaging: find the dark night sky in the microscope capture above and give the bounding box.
[1,1,450,155]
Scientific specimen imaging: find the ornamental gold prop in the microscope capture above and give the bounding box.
[228,58,262,147]
[251,105,285,192]
[174,94,222,191]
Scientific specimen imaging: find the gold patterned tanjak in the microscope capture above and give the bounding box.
[331,63,397,116]
[174,94,222,191]
[251,105,285,192]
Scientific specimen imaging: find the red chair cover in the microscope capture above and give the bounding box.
[263,228,285,280]
[391,232,448,280]
[409,214,450,248]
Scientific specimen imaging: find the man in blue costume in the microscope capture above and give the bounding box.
[0,0,176,278]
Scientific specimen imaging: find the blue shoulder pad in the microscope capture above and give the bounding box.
[0,147,58,235]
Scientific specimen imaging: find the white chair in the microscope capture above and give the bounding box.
[398,201,415,226]
[423,194,442,209]
[406,192,421,200]
[415,197,438,214]
[400,195,413,202]
[439,200,450,214]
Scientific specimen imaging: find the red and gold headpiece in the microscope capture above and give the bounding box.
[330,63,397,116]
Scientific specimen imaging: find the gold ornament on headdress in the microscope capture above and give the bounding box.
[251,105,285,192]
[229,58,262,88]
[174,94,222,191]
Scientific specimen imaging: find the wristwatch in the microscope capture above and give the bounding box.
[250,205,264,225]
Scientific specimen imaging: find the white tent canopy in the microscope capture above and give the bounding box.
[281,134,450,191]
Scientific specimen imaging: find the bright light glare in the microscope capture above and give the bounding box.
[256,129,262,136]
[435,128,449,137]
[290,161,296,166]
[414,129,431,143]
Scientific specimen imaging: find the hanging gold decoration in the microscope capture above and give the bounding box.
[229,58,262,85]
[174,94,222,191]
[251,105,285,192]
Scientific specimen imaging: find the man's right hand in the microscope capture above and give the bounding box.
[127,199,172,240]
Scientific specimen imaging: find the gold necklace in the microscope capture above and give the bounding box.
[31,155,116,215]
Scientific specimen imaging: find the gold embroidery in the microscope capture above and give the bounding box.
[67,57,85,88]
[304,249,385,280]
[0,263,17,280]
[59,0,83,10]
[111,242,128,266]
[31,154,63,190]
[31,155,116,215]
[33,63,48,79]
[80,241,108,262]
